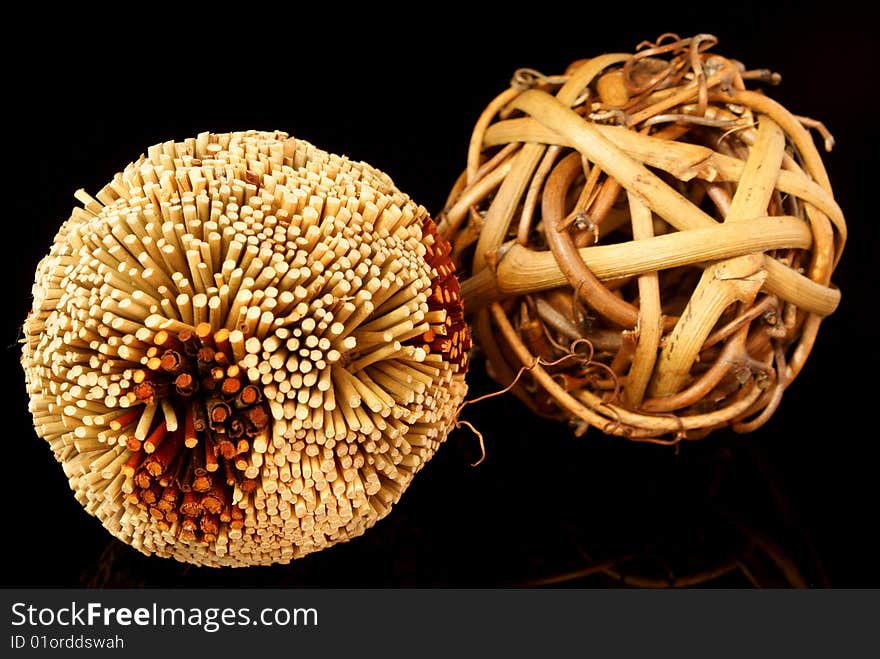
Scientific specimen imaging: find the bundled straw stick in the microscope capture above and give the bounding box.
[22,130,470,567]
[439,34,845,442]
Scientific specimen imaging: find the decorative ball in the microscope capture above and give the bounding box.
[439,34,845,442]
[21,130,470,566]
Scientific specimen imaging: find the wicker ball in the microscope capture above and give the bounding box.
[22,130,469,566]
[439,34,845,442]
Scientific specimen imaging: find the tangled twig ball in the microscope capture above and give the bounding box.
[439,34,845,442]
[22,130,469,566]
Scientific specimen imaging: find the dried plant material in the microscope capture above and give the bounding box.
[439,34,844,442]
[21,130,470,566]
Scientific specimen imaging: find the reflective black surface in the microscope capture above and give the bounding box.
[5,4,878,587]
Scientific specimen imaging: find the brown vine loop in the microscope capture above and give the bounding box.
[441,34,845,442]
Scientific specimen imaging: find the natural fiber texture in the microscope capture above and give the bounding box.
[439,34,845,442]
[21,130,469,566]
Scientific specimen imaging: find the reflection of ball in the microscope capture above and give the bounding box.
[439,34,844,442]
[22,130,469,566]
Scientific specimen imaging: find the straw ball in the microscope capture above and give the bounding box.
[439,34,845,442]
[21,130,470,566]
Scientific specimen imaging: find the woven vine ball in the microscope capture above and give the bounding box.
[438,34,845,443]
[21,130,470,566]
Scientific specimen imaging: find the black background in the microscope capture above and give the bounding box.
[3,4,878,587]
